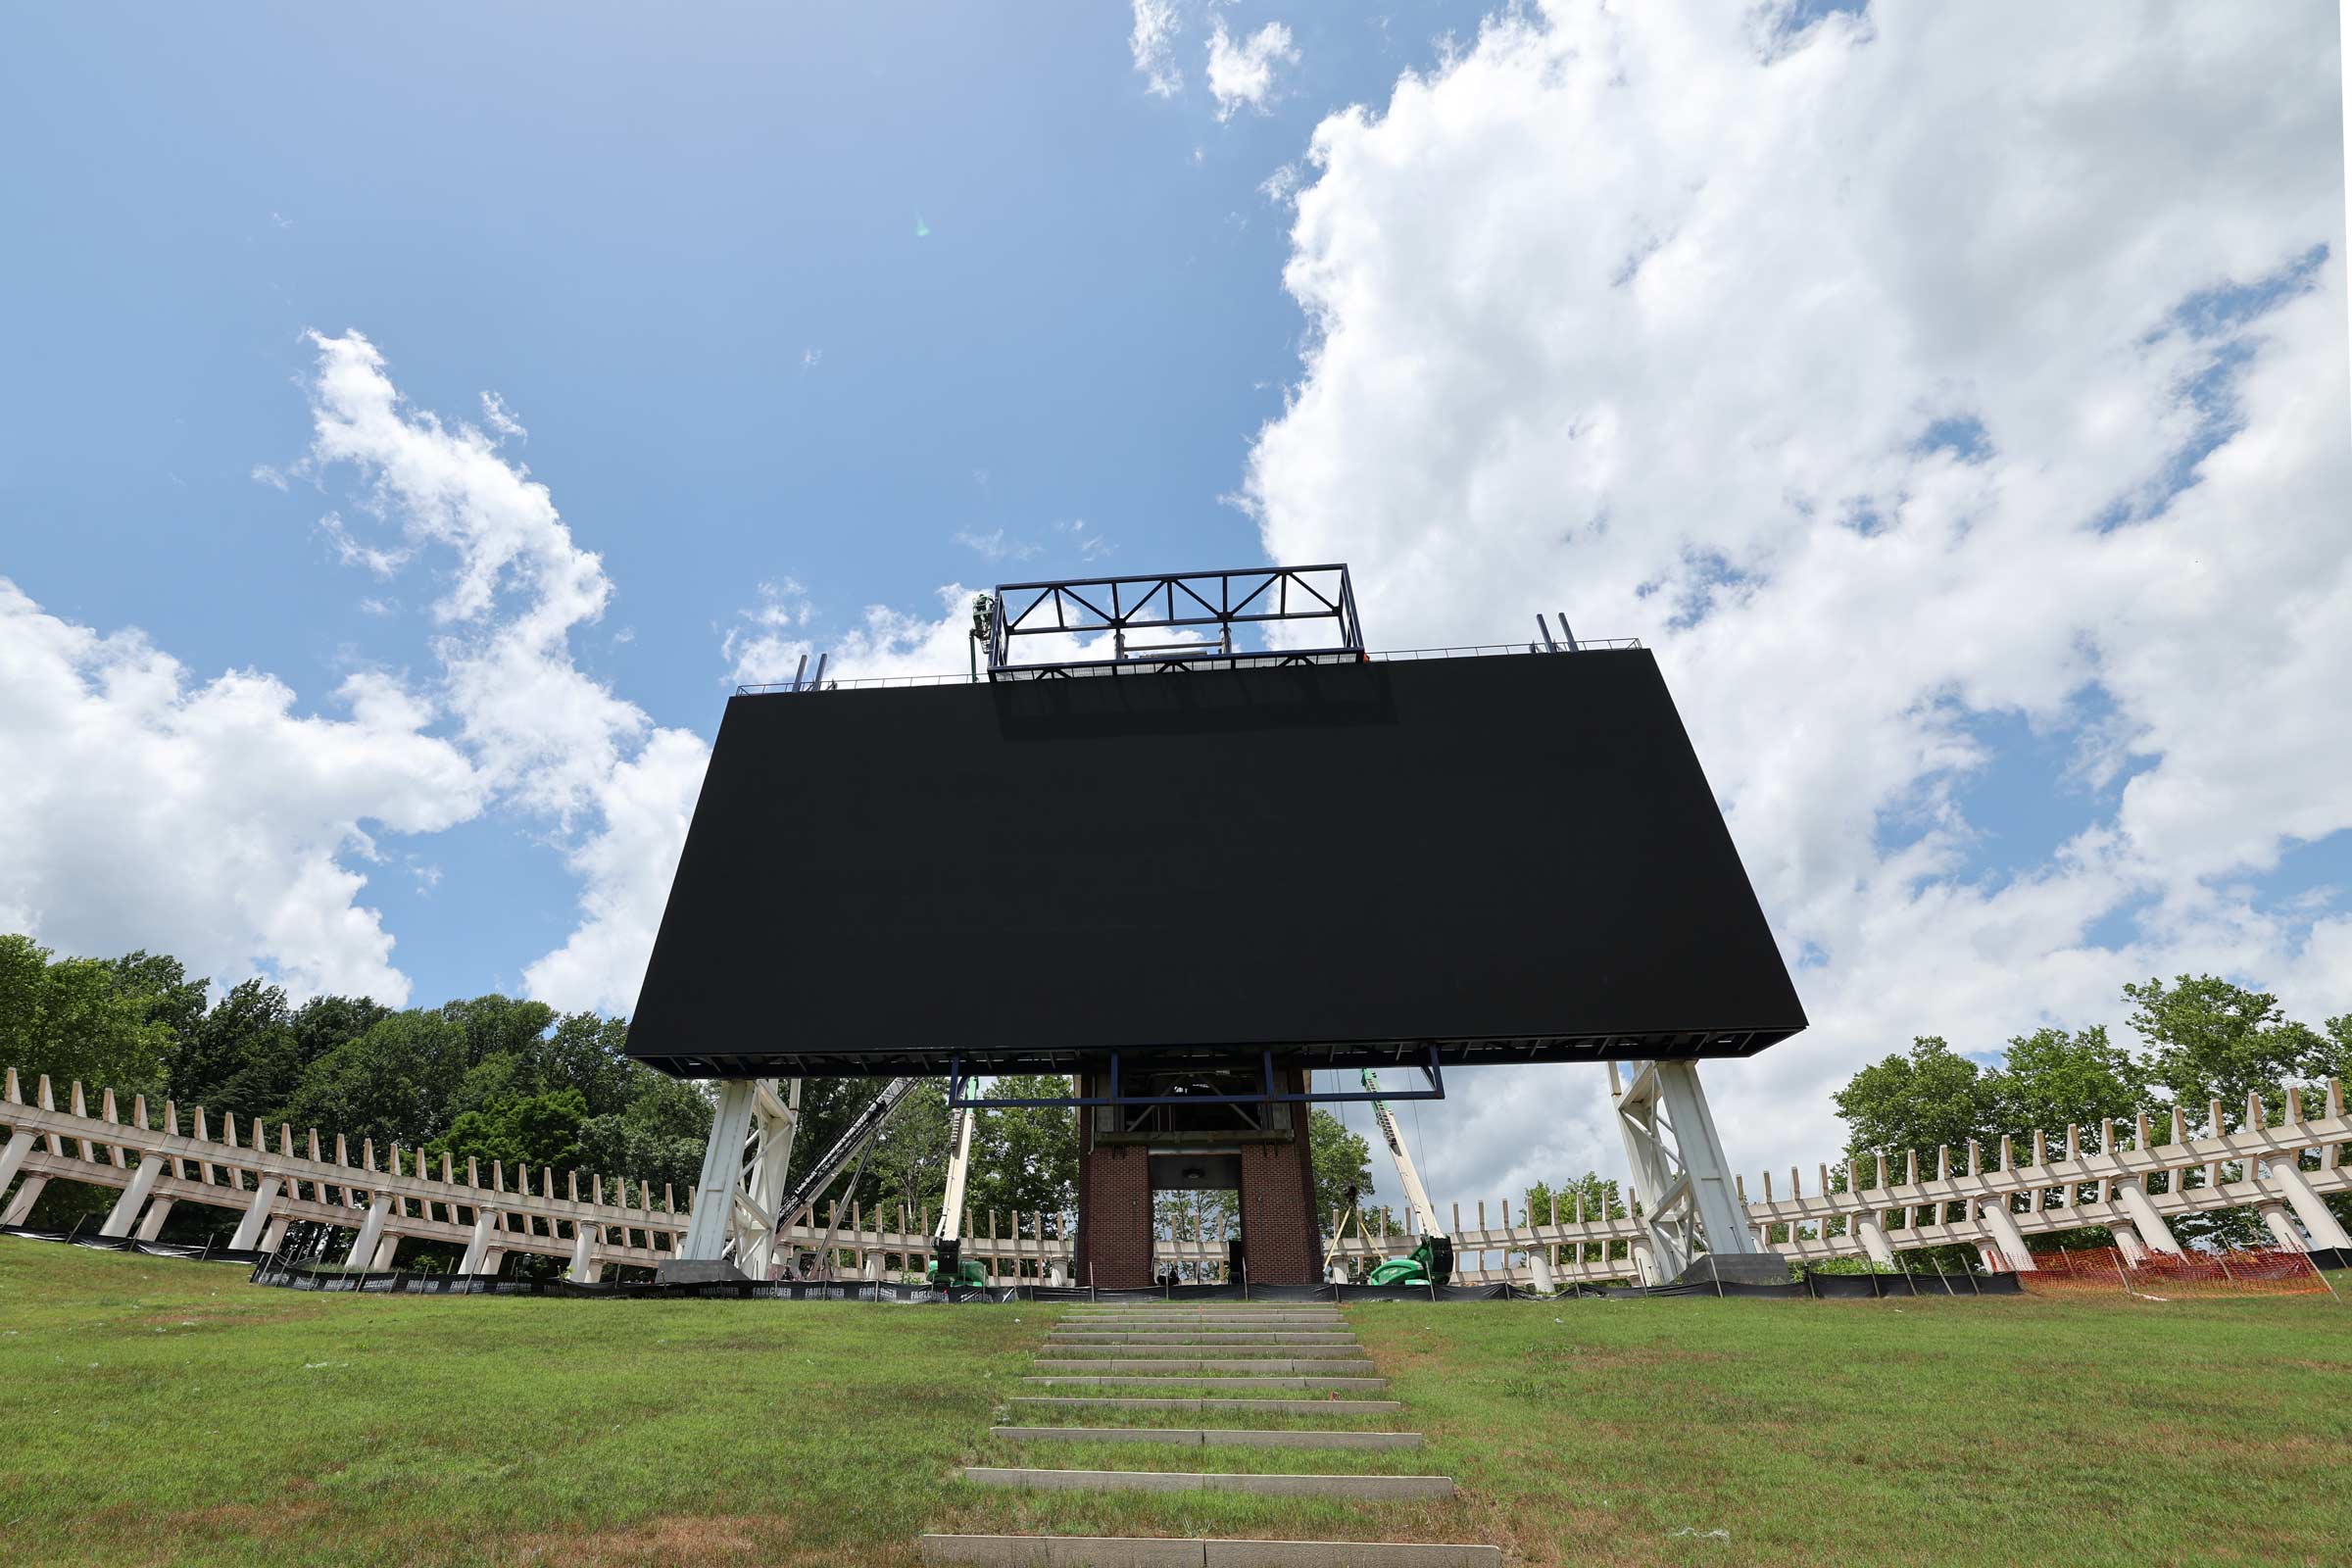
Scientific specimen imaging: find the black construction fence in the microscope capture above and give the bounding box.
[230,1258,2026,1302]
[0,1221,271,1267]
[1,1224,2077,1298]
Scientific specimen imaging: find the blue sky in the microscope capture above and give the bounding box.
[2,2,1489,1004]
[2,4,2346,1199]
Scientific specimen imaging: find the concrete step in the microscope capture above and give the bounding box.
[1058,1319,1347,1330]
[1040,1347,1367,1360]
[993,1427,1424,1450]
[1060,1308,1346,1317]
[959,1469,1454,1499]
[1062,1307,1346,1314]
[1024,1376,1388,1391]
[1009,1396,1402,1416]
[921,1535,1500,1566]
[1048,1334,1362,1346]
[1033,1360,1379,1376]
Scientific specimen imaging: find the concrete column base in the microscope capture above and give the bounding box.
[2258,1202,2306,1252]
[1,1175,47,1225]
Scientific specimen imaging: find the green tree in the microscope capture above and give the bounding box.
[0,934,175,1100]
[1832,1036,2002,1177]
[1830,1036,2004,1267]
[434,995,560,1069]
[289,993,392,1065]
[425,1088,590,1172]
[272,1010,471,1149]
[1520,1172,1631,1265]
[103,951,208,1044]
[164,978,299,1124]
[965,1076,1078,1233]
[575,1072,713,1197]
[1984,1024,2146,1139]
[528,1012,644,1118]
[2124,975,2328,1115]
[865,1079,951,1230]
[1976,1023,2147,1249]
[1308,1108,1375,1233]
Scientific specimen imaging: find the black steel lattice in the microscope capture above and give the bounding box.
[986,564,1363,680]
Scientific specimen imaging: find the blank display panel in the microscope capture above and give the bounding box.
[626,651,1805,1077]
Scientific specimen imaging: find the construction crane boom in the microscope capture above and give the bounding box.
[1362,1068,1443,1238]
[772,1076,919,1231]
[935,1105,975,1244]
[1357,1067,1453,1287]
[926,1102,988,1287]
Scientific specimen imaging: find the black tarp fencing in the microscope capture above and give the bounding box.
[235,1257,2024,1302]
[0,1223,268,1266]
[243,1260,1026,1302]
[1,1227,2041,1301]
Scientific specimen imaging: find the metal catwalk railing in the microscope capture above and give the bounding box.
[3,1066,2344,1285]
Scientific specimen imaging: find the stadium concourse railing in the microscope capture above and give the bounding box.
[2,1065,2345,1286]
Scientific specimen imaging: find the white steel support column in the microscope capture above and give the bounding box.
[259,1216,289,1252]
[134,1197,175,1241]
[2258,1152,2352,1250]
[99,1153,167,1238]
[2111,1179,2182,1254]
[1853,1213,1897,1267]
[736,1079,800,1278]
[1611,1058,1776,1282]
[677,1078,765,1263]
[459,1210,498,1274]
[227,1176,283,1250]
[1,1175,46,1225]
[345,1195,389,1269]
[1977,1197,2037,1271]
[2257,1202,2306,1252]
[568,1221,601,1283]
[0,1129,34,1193]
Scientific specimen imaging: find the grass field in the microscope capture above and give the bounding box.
[2,1241,2346,1567]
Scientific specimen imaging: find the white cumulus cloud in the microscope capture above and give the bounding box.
[0,581,482,1004]
[293,330,715,1014]
[1131,0,1185,98]
[1242,2,2350,1205]
[1207,19,1298,121]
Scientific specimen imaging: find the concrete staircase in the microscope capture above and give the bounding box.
[921,1301,1497,1567]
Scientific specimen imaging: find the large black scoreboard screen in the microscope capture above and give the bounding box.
[626,650,1805,1077]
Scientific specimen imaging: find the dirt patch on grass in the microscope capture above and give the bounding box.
[509,1516,914,1567]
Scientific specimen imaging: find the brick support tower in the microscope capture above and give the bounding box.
[1236,1074,1323,1286]
[1073,1112,1155,1289]
[1071,1064,1322,1290]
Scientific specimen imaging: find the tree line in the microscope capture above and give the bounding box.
[1520,975,2351,1266]
[12,932,2335,1266]
[0,933,1376,1267]
[0,934,1070,1255]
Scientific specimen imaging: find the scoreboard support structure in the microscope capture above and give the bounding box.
[1611,1058,1787,1286]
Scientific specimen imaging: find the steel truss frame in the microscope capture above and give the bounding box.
[1610,1058,1772,1283]
[946,1048,1443,1109]
[674,1077,800,1267]
[986,564,1363,679]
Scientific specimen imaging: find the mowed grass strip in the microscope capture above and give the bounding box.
[4,1244,2348,1567]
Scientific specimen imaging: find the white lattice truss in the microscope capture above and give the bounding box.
[2,1065,2344,1286]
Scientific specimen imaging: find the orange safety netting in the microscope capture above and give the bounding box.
[2013,1244,2332,1298]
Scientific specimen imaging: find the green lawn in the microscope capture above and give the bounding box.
[2,1241,2346,1567]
